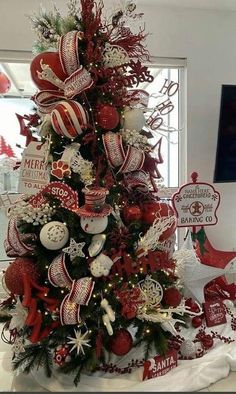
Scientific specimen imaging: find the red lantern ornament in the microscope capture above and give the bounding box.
[0,72,11,94]
[122,205,142,224]
[30,51,67,91]
[191,316,202,328]
[51,100,89,139]
[4,257,39,295]
[142,201,177,241]
[162,287,182,307]
[95,104,120,130]
[109,329,133,356]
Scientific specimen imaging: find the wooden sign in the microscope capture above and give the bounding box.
[142,349,178,380]
[172,172,220,227]
[203,300,227,327]
[29,181,79,211]
[18,141,50,195]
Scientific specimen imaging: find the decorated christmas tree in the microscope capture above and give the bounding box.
[2,0,230,388]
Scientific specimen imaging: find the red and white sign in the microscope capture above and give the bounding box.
[29,181,79,211]
[172,178,220,228]
[18,141,50,195]
[142,349,178,380]
[203,300,227,327]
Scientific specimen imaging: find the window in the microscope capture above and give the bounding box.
[140,57,186,194]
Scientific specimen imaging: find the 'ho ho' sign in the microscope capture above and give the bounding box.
[172,172,220,228]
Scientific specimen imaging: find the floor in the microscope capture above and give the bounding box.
[0,325,235,391]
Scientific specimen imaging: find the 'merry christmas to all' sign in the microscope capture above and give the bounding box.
[18,141,50,195]
[172,172,220,227]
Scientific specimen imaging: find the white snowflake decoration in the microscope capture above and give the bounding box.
[102,43,129,68]
[63,238,85,260]
[138,275,163,309]
[67,330,91,355]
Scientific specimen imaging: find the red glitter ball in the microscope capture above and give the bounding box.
[4,257,39,295]
[109,329,133,356]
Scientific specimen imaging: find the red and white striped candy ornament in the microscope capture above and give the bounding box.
[51,100,89,139]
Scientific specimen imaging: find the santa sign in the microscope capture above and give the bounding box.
[172,172,220,228]
[143,349,178,380]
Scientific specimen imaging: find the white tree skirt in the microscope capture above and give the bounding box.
[13,312,236,392]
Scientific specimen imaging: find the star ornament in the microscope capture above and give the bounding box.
[67,330,91,355]
[174,232,236,304]
[63,238,86,260]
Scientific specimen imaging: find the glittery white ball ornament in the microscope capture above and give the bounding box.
[39,221,69,250]
[179,339,197,358]
[123,107,146,132]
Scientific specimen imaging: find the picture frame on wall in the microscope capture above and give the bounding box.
[214,84,236,183]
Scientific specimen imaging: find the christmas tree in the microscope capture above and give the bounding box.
[0,0,204,386]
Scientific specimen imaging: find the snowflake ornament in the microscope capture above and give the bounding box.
[63,238,85,260]
[102,43,130,68]
[137,275,163,310]
[67,330,91,355]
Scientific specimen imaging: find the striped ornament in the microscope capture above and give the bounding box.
[51,100,89,139]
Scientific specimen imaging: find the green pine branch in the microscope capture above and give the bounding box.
[12,344,53,378]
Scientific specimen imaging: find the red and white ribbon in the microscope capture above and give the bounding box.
[48,253,72,288]
[64,66,93,99]
[4,217,35,257]
[102,133,125,168]
[48,253,94,325]
[102,131,145,173]
[59,31,81,76]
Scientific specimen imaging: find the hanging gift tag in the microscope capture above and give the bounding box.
[18,141,50,195]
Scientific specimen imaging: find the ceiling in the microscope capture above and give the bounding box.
[137,0,236,11]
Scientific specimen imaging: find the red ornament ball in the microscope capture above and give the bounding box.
[142,201,177,241]
[4,257,39,295]
[109,329,133,356]
[30,51,67,90]
[54,345,71,366]
[122,205,142,224]
[191,316,202,328]
[51,100,89,139]
[0,72,11,94]
[95,104,119,130]
[162,287,182,307]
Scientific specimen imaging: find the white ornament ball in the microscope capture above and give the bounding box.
[180,339,197,358]
[39,221,69,250]
[123,107,146,131]
[80,216,108,234]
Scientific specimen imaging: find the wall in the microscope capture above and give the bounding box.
[1,1,236,249]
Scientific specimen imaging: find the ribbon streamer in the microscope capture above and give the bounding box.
[48,253,94,325]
